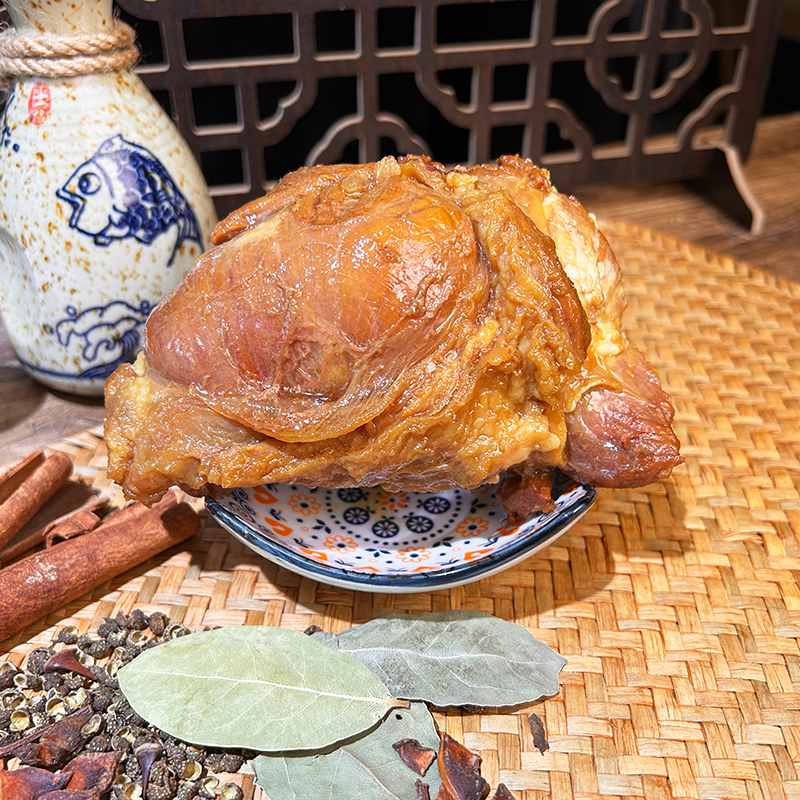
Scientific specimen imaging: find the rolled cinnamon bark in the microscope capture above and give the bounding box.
[0,451,73,549]
[0,493,203,644]
[0,494,108,568]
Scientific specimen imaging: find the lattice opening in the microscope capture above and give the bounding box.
[606,56,639,97]
[200,149,247,189]
[436,0,534,45]
[340,139,362,163]
[663,1,695,31]
[710,0,754,29]
[183,14,295,63]
[192,85,240,131]
[493,64,531,105]
[610,0,646,34]
[545,121,575,156]
[377,7,418,50]
[116,6,164,66]
[263,76,360,181]
[315,9,358,55]
[550,60,629,146]
[379,72,470,163]
[381,136,405,158]
[553,3,597,38]
[491,125,525,159]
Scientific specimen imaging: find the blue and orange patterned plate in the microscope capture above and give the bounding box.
[205,473,595,593]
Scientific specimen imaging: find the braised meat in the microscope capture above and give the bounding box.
[104,155,681,514]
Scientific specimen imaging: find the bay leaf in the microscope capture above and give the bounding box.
[252,701,443,800]
[117,626,403,751]
[312,610,566,707]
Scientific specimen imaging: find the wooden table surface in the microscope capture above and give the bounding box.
[2,111,799,464]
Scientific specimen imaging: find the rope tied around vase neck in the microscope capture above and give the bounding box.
[0,20,139,90]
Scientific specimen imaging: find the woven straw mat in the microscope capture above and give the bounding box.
[2,220,800,800]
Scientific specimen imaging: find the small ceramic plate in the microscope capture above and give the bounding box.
[206,474,595,593]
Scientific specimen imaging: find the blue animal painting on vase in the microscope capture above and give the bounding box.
[56,134,203,265]
[19,299,154,381]
[53,299,153,379]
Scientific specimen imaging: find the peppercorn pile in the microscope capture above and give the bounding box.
[0,609,250,800]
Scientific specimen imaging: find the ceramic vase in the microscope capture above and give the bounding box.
[0,0,217,395]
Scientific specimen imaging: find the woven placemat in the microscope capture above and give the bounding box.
[3,221,800,800]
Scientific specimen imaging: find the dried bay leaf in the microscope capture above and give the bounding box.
[118,626,404,751]
[313,610,566,707]
[252,701,443,800]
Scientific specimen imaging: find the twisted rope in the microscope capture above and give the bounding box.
[0,21,139,89]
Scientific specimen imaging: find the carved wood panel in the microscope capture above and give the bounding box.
[109,0,782,219]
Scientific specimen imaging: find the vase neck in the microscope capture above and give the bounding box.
[5,0,114,36]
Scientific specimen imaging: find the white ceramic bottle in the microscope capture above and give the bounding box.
[0,0,217,394]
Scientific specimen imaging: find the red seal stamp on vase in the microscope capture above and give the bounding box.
[28,82,51,126]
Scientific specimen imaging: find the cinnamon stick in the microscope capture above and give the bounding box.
[0,450,44,503]
[0,492,203,644]
[0,451,73,549]
[0,494,109,568]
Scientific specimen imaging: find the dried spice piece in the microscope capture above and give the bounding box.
[147,613,168,638]
[0,451,45,503]
[437,733,490,800]
[135,741,163,798]
[416,778,432,800]
[0,493,203,643]
[0,764,70,798]
[44,496,108,548]
[0,451,73,549]
[0,661,18,690]
[7,706,93,767]
[392,737,437,776]
[10,737,73,769]
[219,785,245,800]
[44,649,98,682]
[0,491,107,568]
[488,784,515,800]
[62,750,123,793]
[527,713,549,755]
[37,790,101,800]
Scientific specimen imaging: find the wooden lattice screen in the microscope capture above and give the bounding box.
[3,0,785,228]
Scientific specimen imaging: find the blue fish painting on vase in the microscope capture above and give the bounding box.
[0,0,218,396]
[57,135,203,267]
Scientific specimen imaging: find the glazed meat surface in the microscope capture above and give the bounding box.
[104,155,681,511]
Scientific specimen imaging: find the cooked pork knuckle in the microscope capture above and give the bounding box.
[104,155,681,515]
